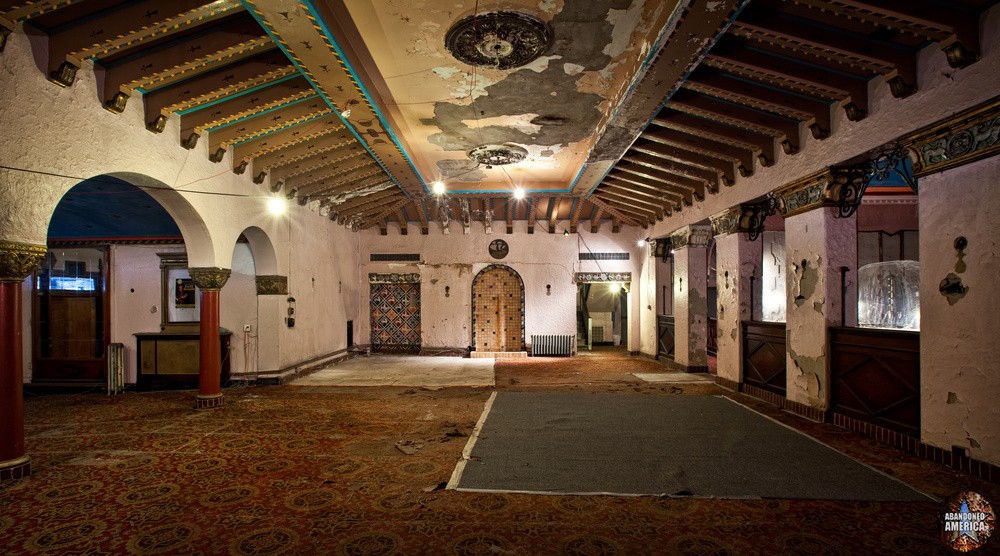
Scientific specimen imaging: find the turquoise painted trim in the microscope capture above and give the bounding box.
[230,109,330,147]
[175,73,302,116]
[205,92,321,132]
[448,187,569,195]
[240,0,412,200]
[566,165,586,192]
[298,0,428,194]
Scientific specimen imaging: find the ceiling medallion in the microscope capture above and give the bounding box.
[445,11,552,70]
[468,144,528,169]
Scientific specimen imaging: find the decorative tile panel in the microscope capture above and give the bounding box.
[575,272,632,283]
[369,282,420,353]
[369,273,420,284]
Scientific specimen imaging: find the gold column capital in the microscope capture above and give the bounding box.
[0,241,46,283]
[188,267,231,291]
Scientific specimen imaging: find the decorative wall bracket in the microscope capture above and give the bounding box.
[369,273,420,284]
[744,194,780,241]
[833,147,917,218]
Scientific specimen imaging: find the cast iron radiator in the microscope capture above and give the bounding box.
[530,335,574,356]
[107,342,126,395]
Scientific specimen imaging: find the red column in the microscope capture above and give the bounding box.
[0,281,30,480]
[189,267,229,410]
[195,289,223,409]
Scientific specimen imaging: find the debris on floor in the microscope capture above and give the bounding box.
[395,440,424,455]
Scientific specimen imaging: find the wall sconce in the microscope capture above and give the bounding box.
[546,284,551,296]
[445,285,450,297]
[286,296,296,328]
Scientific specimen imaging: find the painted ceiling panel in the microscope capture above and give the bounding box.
[339,0,682,194]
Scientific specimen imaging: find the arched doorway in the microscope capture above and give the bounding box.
[471,265,525,352]
[35,176,185,383]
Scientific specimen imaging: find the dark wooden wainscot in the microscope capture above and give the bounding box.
[830,327,920,438]
[135,330,231,390]
[742,321,787,396]
[657,315,675,360]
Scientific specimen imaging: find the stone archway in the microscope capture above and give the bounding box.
[471,265,525,352]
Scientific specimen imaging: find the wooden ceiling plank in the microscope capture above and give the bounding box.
[602,182,681,209]
[620,154,713,190]
[653,111,777,166]
[268,147,366,184]
[1,0,88,27]
[643,126,756,174]
[605,176,689,206]
[232,117,350,167]
[668,88,803,154]
[640,135,740,183]
[330,190,402,217]
[309,176,393,199]
[294,166,383,196]
[394,208,408,235]
[588,196,644,227]
[731,10,919,97]
[281,159,377,191]
[705,40,869,121]
[98,14,271,112]
[683,69,833,139]
[548,197,561,233]
[208,96,331,149]
[607,171,694,202]
[526,198,538,234]
[596,189,664,216]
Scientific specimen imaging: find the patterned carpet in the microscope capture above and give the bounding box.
[2,348,997,555]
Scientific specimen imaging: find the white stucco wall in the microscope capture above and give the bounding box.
[357,221,645,352]
[2,29,361,380]
[919,156,1000,466]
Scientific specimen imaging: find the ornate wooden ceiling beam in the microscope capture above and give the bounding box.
[44,0,237,87]
[231,112,343,165]
[641,134,742,182]
[787,0,980,68]
[588,196,645,228]
[569,198,584,234]
[589,206,605,234]
[622,150,720,188]
[731,9,919,98]
[176,68,304,145]
[207,94,329,149]
[262,140,361,178]
[705,39,869,121]
[411,198,429,235]
[283,159,377,192]
[296,167,384,197]
[394,208,408,235]
[643,126,756,176]
[526,198,538,234]
[683,69,833,139]
[668,89,803,155]
[268,147,366,185]
[548,197,562,234]
[620,155,713,193]
[312,176,393,201]
[98,14,272,113]
[604,175,687,205]
[331,190,403,218]
[601,181,681,212]
[631,140,735,188]
[349,198,410,230]
[0,0,87,29]
[594,190,662,220]
[652,111,777,166]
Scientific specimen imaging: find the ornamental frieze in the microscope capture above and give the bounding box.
[772,169,840,218]
[669,225,711,249]
[709,207,743,237]
[188,267,231,291]
[369,273,420,284]
[255,275,288,295]
[575,272,632,283]
[0,241,47,283]
[902,97,1000,176]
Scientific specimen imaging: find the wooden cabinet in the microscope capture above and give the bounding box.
[134,330,231,390]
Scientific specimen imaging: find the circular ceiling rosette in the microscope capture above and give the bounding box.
[445,11,552,70]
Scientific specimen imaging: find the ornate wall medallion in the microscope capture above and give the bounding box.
[488,239,509,260]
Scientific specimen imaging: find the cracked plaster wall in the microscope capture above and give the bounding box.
[358,223,643,352]
[784,208,857,408]
[919,156,1000,466]
[672,242,708,369]
[3,30,361,379]
[714,233,761,383]
[761,231,786,323]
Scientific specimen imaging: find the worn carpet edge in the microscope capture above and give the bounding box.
[447,391,497,490]
[719,395,940,503]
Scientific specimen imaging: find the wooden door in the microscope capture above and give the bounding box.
[472,265,524,352]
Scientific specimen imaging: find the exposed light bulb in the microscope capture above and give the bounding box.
[340,108,351,118]
[513,187,525,200]
[432,181,446,195]
[267,196,287,216]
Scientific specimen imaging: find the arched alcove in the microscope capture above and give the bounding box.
[471,265,525,352]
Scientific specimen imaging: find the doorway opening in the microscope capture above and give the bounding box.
[577,282,628,353]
